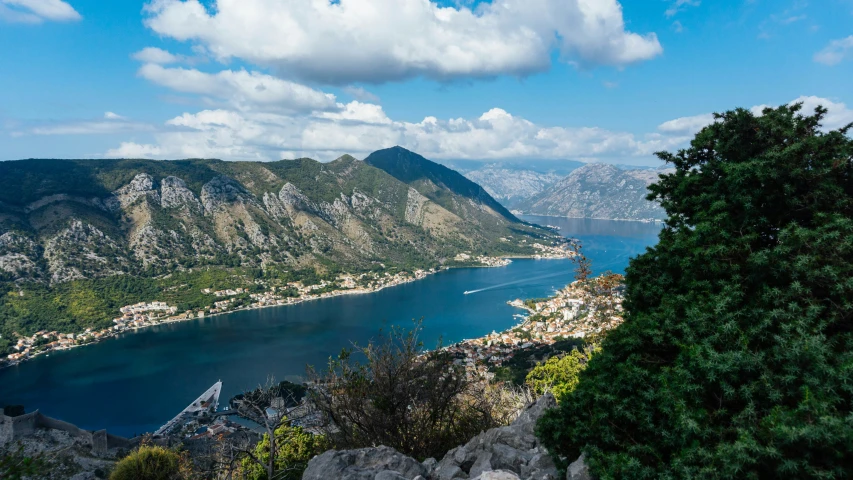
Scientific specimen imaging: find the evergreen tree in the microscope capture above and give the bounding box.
[536,104,853,479]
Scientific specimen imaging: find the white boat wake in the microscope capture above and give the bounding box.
[463,271,570,295]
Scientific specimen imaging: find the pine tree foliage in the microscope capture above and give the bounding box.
[536,104,853,479]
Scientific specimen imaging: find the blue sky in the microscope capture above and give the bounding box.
[1,0,851,165]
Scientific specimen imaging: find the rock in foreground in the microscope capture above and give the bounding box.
[302,393,588,480]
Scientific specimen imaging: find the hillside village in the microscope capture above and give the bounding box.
[446,277,623,376]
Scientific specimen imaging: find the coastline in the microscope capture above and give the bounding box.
[1,256,569,370]
[2,240,576,370]
[516,213,665,224]
[0,267,445,370]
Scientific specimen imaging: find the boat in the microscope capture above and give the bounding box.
[464,291,472,295]
[156,380,223,436]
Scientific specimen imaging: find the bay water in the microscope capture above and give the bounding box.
[0,217,661,437]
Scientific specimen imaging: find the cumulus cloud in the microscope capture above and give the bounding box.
[133,47,184,65]
[104,111,127,120]
[657,113,715,134]
[342,86,380,104]
[104,104,690,162]
[814,36,853,66]
[791,96,853,130]
[317,101,392,124]
[137,64,338,113]
[658,96,853,135]
[0,0,81,23]
[141,0,662,84]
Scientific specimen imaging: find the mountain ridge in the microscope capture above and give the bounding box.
[365,146,519,223]
[514,163,670,221]
[0,153,558,346]
[0,155,547,285]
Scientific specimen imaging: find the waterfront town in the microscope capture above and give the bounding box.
[2,241,575,368]
[444,276,624,376]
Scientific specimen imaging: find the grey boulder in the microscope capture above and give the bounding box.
[302,445,429,480]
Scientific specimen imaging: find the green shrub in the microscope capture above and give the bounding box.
[525,349,591,401]
[240,420,328,480]
[308,322,520,460]
[537,104,853,478]
[110,445,183,480]
[0,447,45,480]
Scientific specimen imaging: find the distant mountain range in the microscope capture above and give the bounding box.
[513,164,672,221]
[440,159,584,208]
[438,159,670,220]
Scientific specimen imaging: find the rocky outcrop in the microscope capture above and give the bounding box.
[405,188,428,225]
[0,232,42,279]
[200,175,250,214]
[108,173,160,210]
[160,176,202,212]
[432,393,558,480]
[43,220,129,284]
[302,394,584,480]
[565,455,591,480]
[277,182,317,217]
[303,446,430,480]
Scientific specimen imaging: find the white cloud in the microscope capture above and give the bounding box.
[137,64,338,113]
[29,118,154,136]
[92,90,850,163]
[108,142,165,159]
[790,96,853,130]
[814,36,853,66]
[104,104,689,162]
[0,0,81,23]
[657,113,715,134]
[133,47,184,65]
[342,86,380,104]
[665,0,699,18]
[658,96,853,135]
[104,112,127,120]
[317,101,392,124]
[141,0,662,84]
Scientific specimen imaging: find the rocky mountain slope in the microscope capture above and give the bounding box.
[464,169,564,208]
[0,153,553,288]
[514,164,671,221]
[365,147,519,223]
[440,159,584,208]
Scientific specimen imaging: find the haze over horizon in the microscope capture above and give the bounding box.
[1,0,852,166]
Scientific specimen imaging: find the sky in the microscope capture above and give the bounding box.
[0,0,851,166]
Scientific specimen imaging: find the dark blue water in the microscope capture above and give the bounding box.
[0,217,661,437]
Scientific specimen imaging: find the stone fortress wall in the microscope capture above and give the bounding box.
[0,410,136,455]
